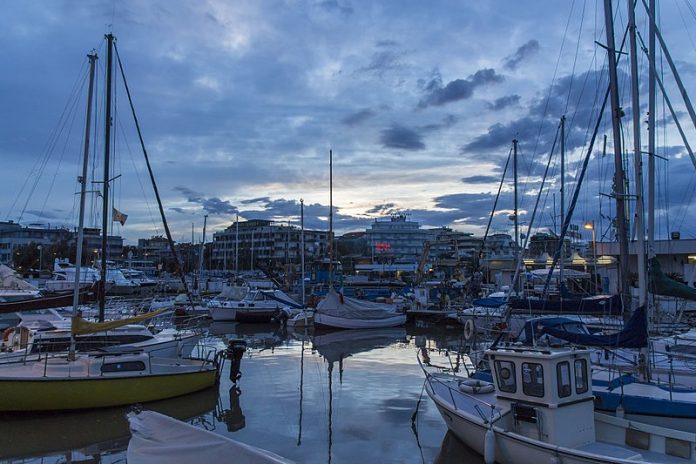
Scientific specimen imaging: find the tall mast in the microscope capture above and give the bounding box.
[603,0,632,319]
[99,33,114,323]
[647,0,656,257]
[300,199,305,307]
[235,213,239,276]
[513,139,519,293]
[198,215,208,294]
[72,52,97,313]
[70,51,97,357]
[560,116,566,296]
[628,0,647,308]
[328,149,334,288]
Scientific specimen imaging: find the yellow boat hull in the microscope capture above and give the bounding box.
[0,369,218,412]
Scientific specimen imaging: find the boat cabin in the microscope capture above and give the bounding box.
[487,347,595,448]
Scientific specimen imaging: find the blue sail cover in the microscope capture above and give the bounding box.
[540,306,648,348]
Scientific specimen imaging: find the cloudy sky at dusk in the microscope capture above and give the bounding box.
[1,0,694,245]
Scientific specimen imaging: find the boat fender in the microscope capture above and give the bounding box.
[463,319,475,340]
[458,379,495,394]
[2,327,15,342]
[549,457,560,464]
[484,428,495,464]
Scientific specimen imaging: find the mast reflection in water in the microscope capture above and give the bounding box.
[3,321,485,463]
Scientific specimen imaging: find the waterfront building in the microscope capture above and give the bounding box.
[211,219,329,273]
[0,221,122,267]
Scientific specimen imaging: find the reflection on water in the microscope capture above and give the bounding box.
[0,387,218,462]
[0,320,484,463]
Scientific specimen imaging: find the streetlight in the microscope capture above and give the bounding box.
[584,221,598,293]
[37,245,42,272]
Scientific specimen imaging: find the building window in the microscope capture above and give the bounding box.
[574,359,588,394]
[495,360,516,393]
[522,362,544,397]
[557,361,571,398]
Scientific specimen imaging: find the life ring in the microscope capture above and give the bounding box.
[463,319,475,340]
[2,327,15,342]
[458,379,495,394]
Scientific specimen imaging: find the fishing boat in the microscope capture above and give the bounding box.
[127,410,294,464]
[422,345,696,463]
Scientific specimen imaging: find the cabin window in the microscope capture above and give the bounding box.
[495,360,516,393]
[557,361,572,398]
[101,361,146,373]
[522,362,544,397]
[574,359,588,394]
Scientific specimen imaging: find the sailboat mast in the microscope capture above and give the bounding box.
[198,215,208,293]
[300,199,305,307]
[560,116,566,294]
[647,0,656,257]
[603,0,632,318]
[328,149,334,288]
[99,33,114,323]
[628,0,647,308]
[72,52,98,315]
[513,139,519,293]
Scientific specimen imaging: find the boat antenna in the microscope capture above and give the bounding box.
[113,41,195,306]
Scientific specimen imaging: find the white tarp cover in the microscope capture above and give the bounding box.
[127,410,294,464]
[0,265,38,290]
[316,288,401,320]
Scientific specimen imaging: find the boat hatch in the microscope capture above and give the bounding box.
[101,361,146,373]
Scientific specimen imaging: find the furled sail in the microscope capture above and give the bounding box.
[539,306,648,348]
[649,257,696,301]
[71,308,169,335]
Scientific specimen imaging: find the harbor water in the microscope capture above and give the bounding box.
[0,320,484,464]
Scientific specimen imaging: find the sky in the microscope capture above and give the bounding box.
[1,0,695,246]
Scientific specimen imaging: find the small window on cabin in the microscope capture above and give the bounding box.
[522,362,544,397]
[495,360,516,393]
[101,361,146,373]
[574,359,588,394]
[557,361,572,398]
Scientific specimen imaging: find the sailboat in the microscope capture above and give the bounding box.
[0,34,220,412]
[312,150,406,330]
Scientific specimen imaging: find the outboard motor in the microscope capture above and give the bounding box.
[226,339,247,383]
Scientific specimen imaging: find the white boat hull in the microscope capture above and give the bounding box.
[314,312,406,329]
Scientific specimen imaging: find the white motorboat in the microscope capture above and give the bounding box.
[0,309,200,361]
[423,346,696,463]
[208,288,300,323]
[313,288,406,329]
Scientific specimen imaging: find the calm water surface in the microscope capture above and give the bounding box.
[0,321,484,464]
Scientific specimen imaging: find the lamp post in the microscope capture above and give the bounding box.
[37,245,42,272]
[584,221,598,293]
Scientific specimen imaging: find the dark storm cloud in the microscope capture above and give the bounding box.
[341,108,377,126]
[366,203,397,214]
[463,69,610,155]
[174,186,238,216]
[462,175,501,184]
[503,40,540,70]
[357,47,406,77]
[487,95,521,111]
[420,114,458,132]
[379,125,425,150]
[418,69,503,108]
[462,116,540,153]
